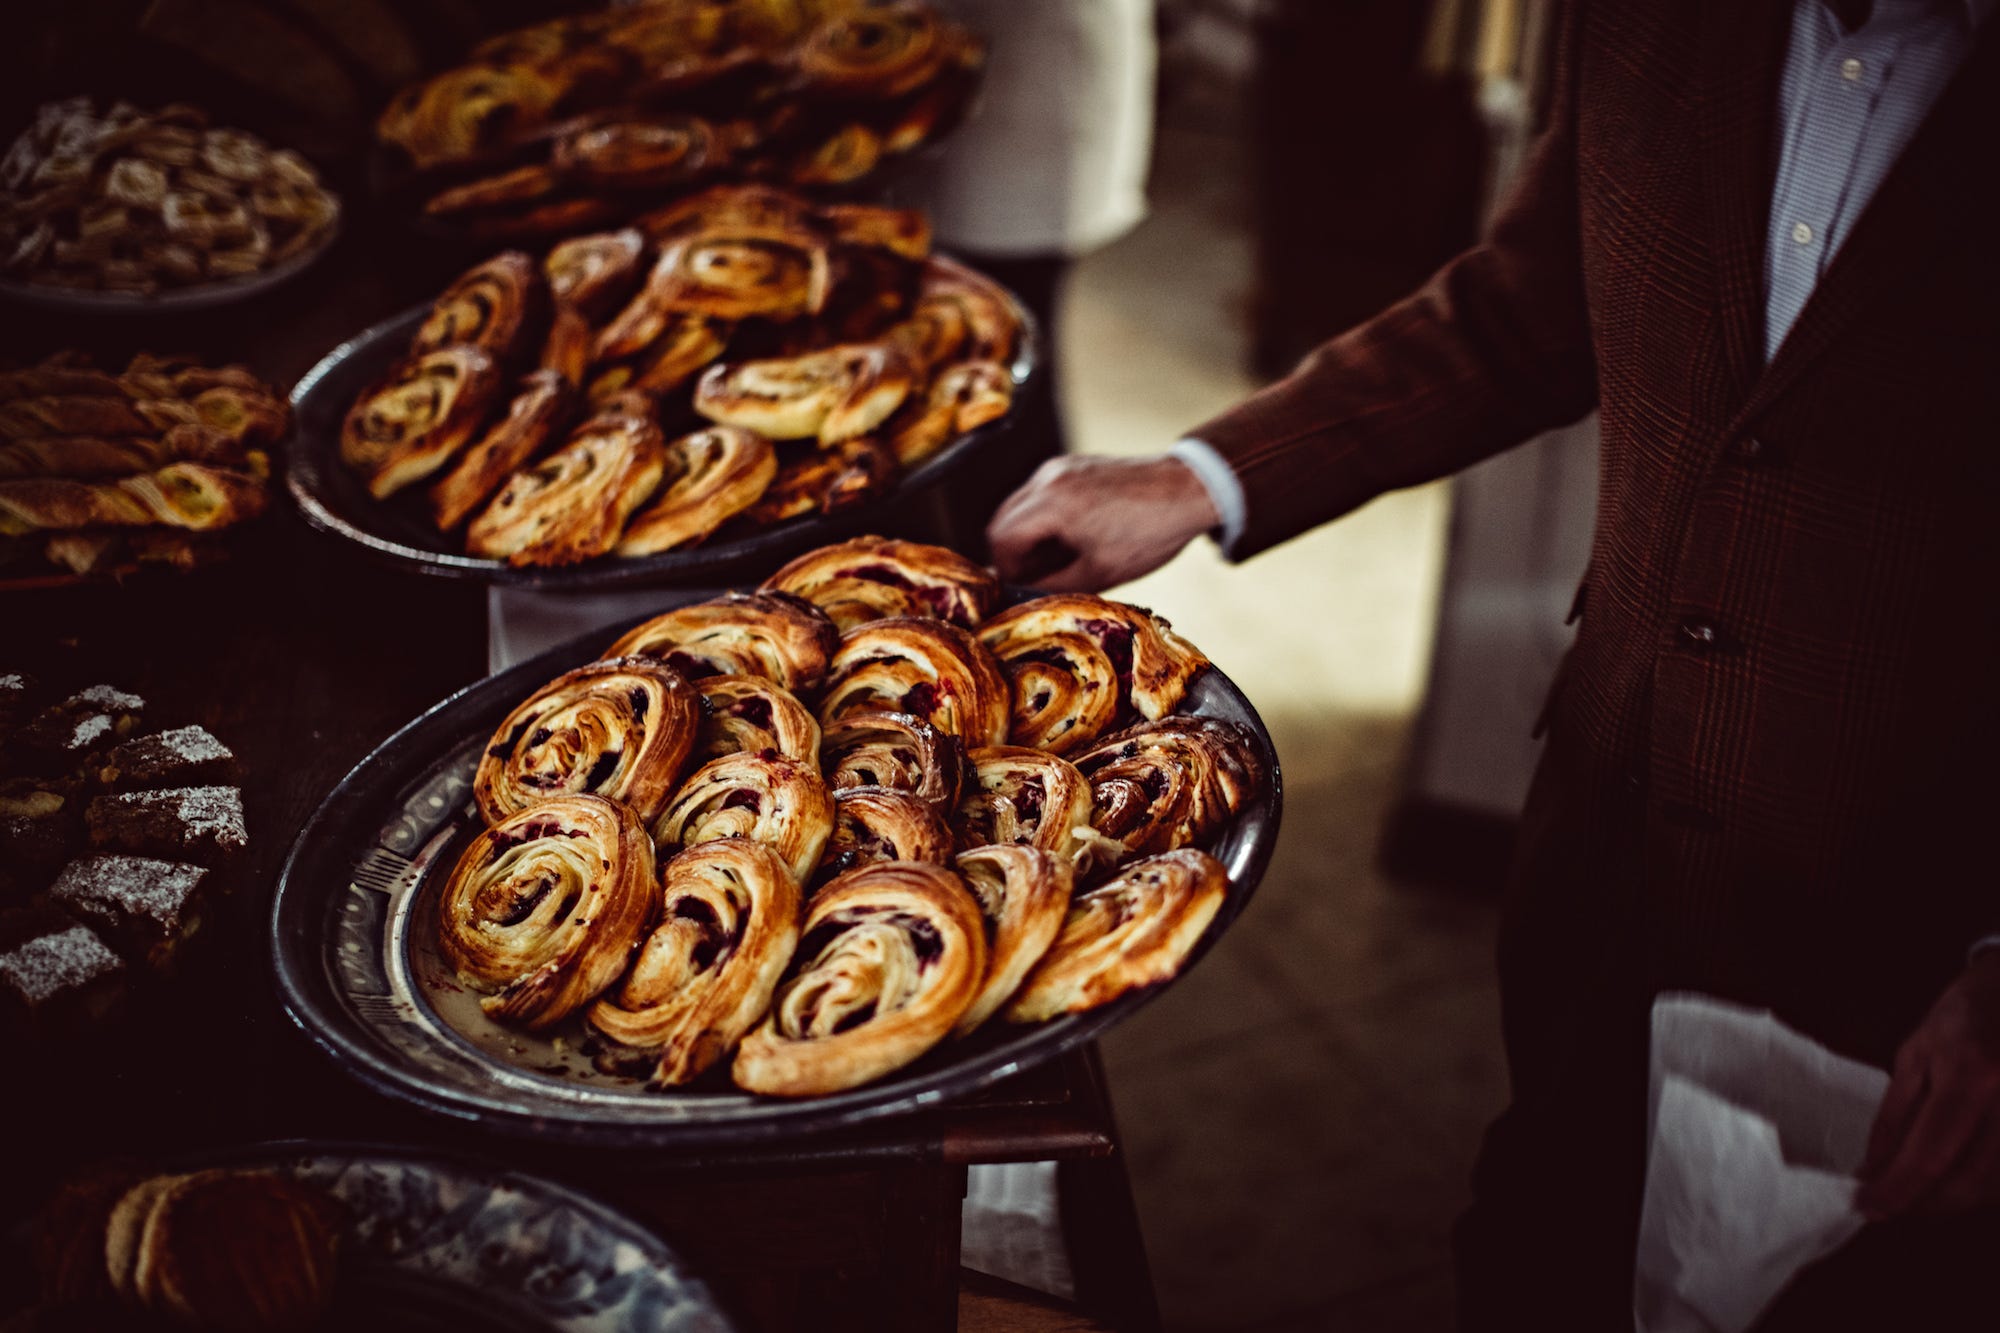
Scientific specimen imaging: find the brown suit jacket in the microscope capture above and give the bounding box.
[1193,1,2000,1074]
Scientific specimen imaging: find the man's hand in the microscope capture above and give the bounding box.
[986,454,1221,591]
[1856,950,2000,1218]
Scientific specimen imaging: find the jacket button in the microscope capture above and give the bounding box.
[1679,618,1719,649]
[1740,436,1765,460]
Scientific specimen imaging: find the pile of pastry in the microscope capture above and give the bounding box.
[433,537,1265,1098]
[0,353,287,578]
[339,185,1019,567]
[378,0,981,240]
[0,98,339,296]
[32,1164,339,1331]
[0,673,248,1038]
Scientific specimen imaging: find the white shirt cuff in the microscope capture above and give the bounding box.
[1168,437,1247,551]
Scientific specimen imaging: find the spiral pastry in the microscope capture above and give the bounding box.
[428,369,575,530]
[544,228,645,317]
[696,675,821,765]
[733,861,987,1097]
[588,837,801,1086]
[474,656,700,827]
[434,794,657,1030]
[820,203,932,261]
[599,234,829,355]
[820,712,963,810]
[637,183,815,247]
[410,251,546,366]
[616,426,776,556]
[816,787,954,886]
[951,745,1102,869]
[551,117,725,190]
[952,845,1072,1035]
[339,345,502,500]
[588,314,732,402]
[819,617,1011,747]
[609,591,840,693]
[376,64,566,171]
[652,751,834,887]
[790,123,884,187]
[760,535,1001,631]
[887,361,1015,467]
[695,344,915,446]
[893,260,1020,368]
[796,7,949,100]
[539,305,594,388]
[1073,717,1264,859]
[735,436,898,525]
[979,594,1210,724]
[465,412,667,566]
[1007,849,1229,1023]
[983,624,1119,757]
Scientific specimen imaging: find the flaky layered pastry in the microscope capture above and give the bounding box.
[982,623,1120,757]
[466,412,667,565]
[760,534,1001,631]
[539,305,594,386]
[609,591,840,693]
[339,345,502,500]
[474,656,700,826]
[551,116,728,191]
[820,712,964,811]
[816,787,955,886]
[695,675,822,766]
[795,5,953,99]
[587,312,731,401]
[428,369,575,530]
[1073,716,1265,861]
[733,435,897,524]
[694,342,915,444]
[952,844,1073,1034]
[616,426,776,555]
[544,227,645,315]
[410,250,545,365]
[590,836,801,1086]
[602,230,829,351]
[1007,849,1229,1023]
[818,616,1011,746]
[979,594,1210,725]
[652,750,834,887]
[0,463,267,533]
[734,860,987,1097]
[819,203,932,261]
[952,746,1106,873]
[891,258,1020,368]
[886,360,1014,467]
[435,793,656,1029]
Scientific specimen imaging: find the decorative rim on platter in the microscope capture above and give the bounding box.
[270,591,1283,1149]
[140,1141,735,1331]
[283,277,1039,590]
[0,219,340,315]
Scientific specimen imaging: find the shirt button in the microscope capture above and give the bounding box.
[1792,221,1814,245]
[1679,618,1719,650]
[1841,57,1864,81]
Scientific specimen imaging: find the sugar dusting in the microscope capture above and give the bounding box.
[152,725,231,764]
[104,785,249,850]
[0,923,122,1004]
[52,855,206,924]
[67,685,143,713]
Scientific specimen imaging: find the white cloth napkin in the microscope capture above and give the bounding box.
[1634,994,1890,1333]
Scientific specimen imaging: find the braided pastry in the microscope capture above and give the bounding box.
[952,845,1071,1034]
[188,386,289,447]
[1007,849,1228,1023]
[433,793,656,1030]
[651,750,833,886]
[818,617,1010,746]
[820,712,963,810]
[609,591,839,693]
[695,675,821,765]
[589,837,801,1086]
[733,435,897,525]
[0,424,244,480]
[734,861,987,1096]
[339,346,502,500]
[979,594,1209,725]
[951,746,1103,874]
[693,343,915,444]
[474,656,700,827]
[616,426,776,556]
[1073,717,1265,860]
[544,228,645,316]
[0,463,267,532]
[816,787,954,886]
[0,394,174,440]
[428,369,575,530]
[760,535,1000,631]
[410,251,546,366]
[465,412,666,565]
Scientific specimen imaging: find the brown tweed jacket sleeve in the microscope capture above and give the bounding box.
[1190,4,1597,561]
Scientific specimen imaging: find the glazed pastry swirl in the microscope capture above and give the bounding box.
[473,656,700,827]
[693,344,916,445]
[695,675,821,765]
[434,793,657,1030]
[760,535,1001,631]
[652,750,834,886]
[733,861,987,1097]
[820,712,963,810]
[608,591,840,694]
[816,787,955,886]
[952,845,1072,1035]
[616,426,776,556]
[544,228,645,316]
[589,837,801,1085]
[465,412,666,565]
[1072,717,1265,859]
[410,251,545,365]
[979,594,1209,724]
[796,7,950,100]
[886,361,1014,467]
[818,617,1011,746]
[587,313,731,402]
[735,436,897,525]
[951,746,1103,871]
[1006,848,1229,1023]
[551,116,725,190]
[982,626,1119,757]
[428,369,575,530]
[339,346,502,500]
